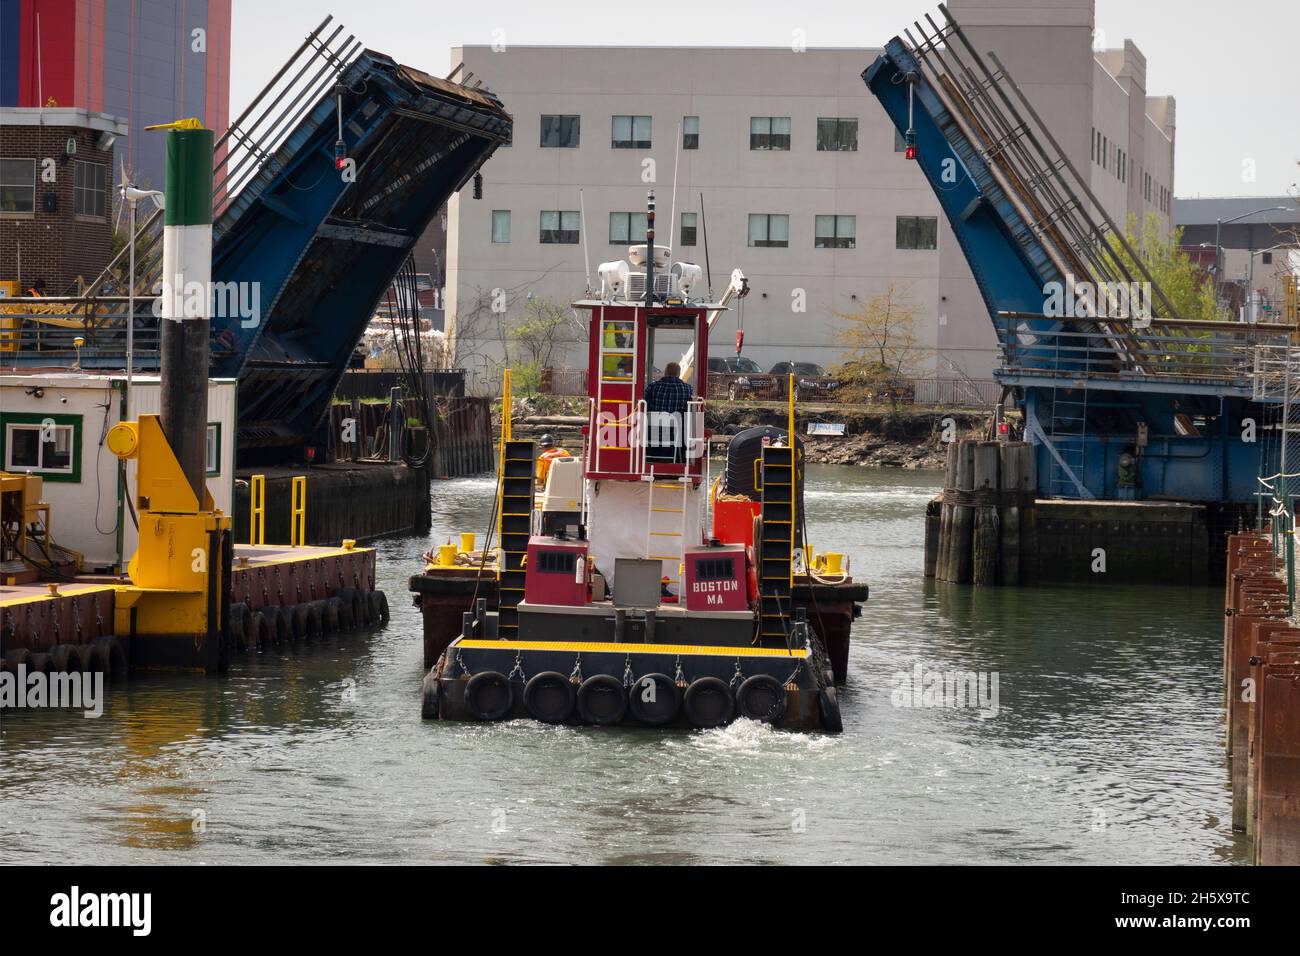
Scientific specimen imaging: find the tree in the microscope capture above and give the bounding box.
[832,283,930,407]
[1103,212,1216,322]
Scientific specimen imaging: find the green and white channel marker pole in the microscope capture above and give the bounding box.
[153,120,214,505]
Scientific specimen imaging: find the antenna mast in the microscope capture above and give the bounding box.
[579,188,592,294]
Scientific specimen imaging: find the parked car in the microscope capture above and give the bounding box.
[769,361,841,401]
[707,355,780,400]
[833,361,916,404]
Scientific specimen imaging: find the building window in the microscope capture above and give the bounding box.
[1091,127,1096,163]
[612,115,651,149]
[682,116,699,150]
[73,160,107,219]
[815,214,856,249]
[540,210,580,244]
[540,114,580,148]
[206,422,221,476]
[749,116,791,151]
[0,158,36,215]
[491,210,511,243]
[1263,252,1274,265]
[1102,136,1108,170]
[748,213,789,248]
[609,211,648,245]
[680,212,697,247]
[816,118,858,151]
[896,215,938,250]
[1,413,82,482]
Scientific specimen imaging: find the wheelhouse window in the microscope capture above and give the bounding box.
[682,116,699,150]
[748,213,789,248]
[612,115,651,149]
[749,117,790,151]
[896,215,938,250]
[2,414,80,481]
[815,214,856,249]
[599,318,636,383]
[609,211,648,245]
[540,114,580,148]
[680,212,697,247]
[0,158,36,215]
[540,210,580,244]
[816,118,858,151]
[73,160,107,219]
[491,210,511,243]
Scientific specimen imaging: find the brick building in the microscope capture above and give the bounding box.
[0,107,129,293]
[0,0,232,194]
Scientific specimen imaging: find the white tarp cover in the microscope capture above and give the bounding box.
[586,478,703,593]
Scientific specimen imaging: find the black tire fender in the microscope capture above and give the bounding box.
[683,676,734,729]
[819,686,843,734]
[577,674,627,725]
[91,636,127,678]
[464,670,513,721]
[49,644,83,673]
[627,672,681,726]
[735,674,787,723]
[523,671,576,724]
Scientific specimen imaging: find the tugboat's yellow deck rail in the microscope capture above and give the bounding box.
[455,639,807,658]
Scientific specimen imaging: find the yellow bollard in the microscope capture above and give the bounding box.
[824,552,844,574]
[460,532,477,554]
[437,543,457,567]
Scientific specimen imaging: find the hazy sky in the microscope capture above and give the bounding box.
[231,0,1298,199]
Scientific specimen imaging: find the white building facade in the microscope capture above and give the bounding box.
[445,0,1177,393]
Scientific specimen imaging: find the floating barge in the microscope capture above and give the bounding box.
[414,235,866,732]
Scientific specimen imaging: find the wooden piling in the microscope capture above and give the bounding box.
[948,441,976,584]
[972,442,1000,586]
[924,496,941,578]
[937,441,958,581]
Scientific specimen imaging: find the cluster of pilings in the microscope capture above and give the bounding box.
[1222,532,1300,865]
[925,440,1036,586]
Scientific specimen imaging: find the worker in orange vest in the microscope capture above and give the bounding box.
[536,434,568,486]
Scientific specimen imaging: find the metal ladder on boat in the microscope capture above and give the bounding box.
[645,475,689,591]
[497,440,535,636]
[758,445,796,642]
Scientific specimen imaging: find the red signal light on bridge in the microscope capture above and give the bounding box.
[905,145,917,160]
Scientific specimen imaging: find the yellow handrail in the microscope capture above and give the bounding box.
[290,476,307,547]
[250,474,266,545]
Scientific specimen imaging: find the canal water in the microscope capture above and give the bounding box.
[0,465,1245,864]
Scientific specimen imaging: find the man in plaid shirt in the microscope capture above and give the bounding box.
[644,362,692,462]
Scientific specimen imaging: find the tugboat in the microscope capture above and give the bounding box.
[415,193,866,732]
